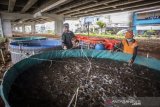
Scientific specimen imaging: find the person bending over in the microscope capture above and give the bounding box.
[113,31,138,64]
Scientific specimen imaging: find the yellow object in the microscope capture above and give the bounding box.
[122,39,138,54]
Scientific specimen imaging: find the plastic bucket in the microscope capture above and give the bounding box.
[95,44,105,50]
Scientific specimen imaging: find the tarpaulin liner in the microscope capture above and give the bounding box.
[9,40,62,64]
[1,49,160,107]
[9,37,47,42]
[75,35,120,50]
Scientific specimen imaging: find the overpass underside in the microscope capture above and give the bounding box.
[0,0,159,37]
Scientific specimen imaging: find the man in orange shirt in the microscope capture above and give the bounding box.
[114,31,138,64]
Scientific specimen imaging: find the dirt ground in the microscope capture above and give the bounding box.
[137,39,160,59]
[0,42,11,80]
[9,58,160,107]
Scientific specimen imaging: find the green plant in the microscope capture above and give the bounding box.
[146,30,155,36]
[147,30,155,33]
[142,32,148,37]
[96,21,106,34]
[117,31,125,36]
[0,37,6,43]
[47,30,54,34]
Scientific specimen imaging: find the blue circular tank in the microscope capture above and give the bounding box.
[9,36,47,42]
[1,50,160,107]
[95,44,105,50]
[9,40,62,64]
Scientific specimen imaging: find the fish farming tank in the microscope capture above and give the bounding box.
[9,36,47,43]
[1,50,160,107]
[9,40,62,64]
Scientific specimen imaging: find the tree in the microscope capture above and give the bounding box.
[96,21,106,34]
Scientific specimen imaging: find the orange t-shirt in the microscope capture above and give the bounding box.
[122,39,138,54]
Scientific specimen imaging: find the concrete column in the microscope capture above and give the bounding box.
[16,26,19,32]
[54,20,63,36]
[22,24,25,33]
[31,22,35,34]
[0,17,4,37]
[18,26,22,32]
[12,25,15,32]
[15,26,19,32]
[2,19,12,37]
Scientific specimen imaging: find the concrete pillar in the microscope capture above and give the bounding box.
[15,26,19,32]
[12,25,15,32]
[0,17,4,37]
[18,26,22,32]
[2,19,12,37]
[54,20,63,36]
[31,22,35,34]
[22,24,25,33]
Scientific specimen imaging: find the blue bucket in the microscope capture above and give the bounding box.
[95,44,105,50]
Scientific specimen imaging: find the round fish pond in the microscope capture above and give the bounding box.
[9,40,62,64]
[9,37,47,43]
[1,50,160,107]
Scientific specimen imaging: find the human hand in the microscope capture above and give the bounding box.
[128,59,134,66]
[63,46,67,50]
[109,49,114,53]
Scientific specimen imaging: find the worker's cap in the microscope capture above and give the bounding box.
[64,23,69,28]
[125,31,134,39]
